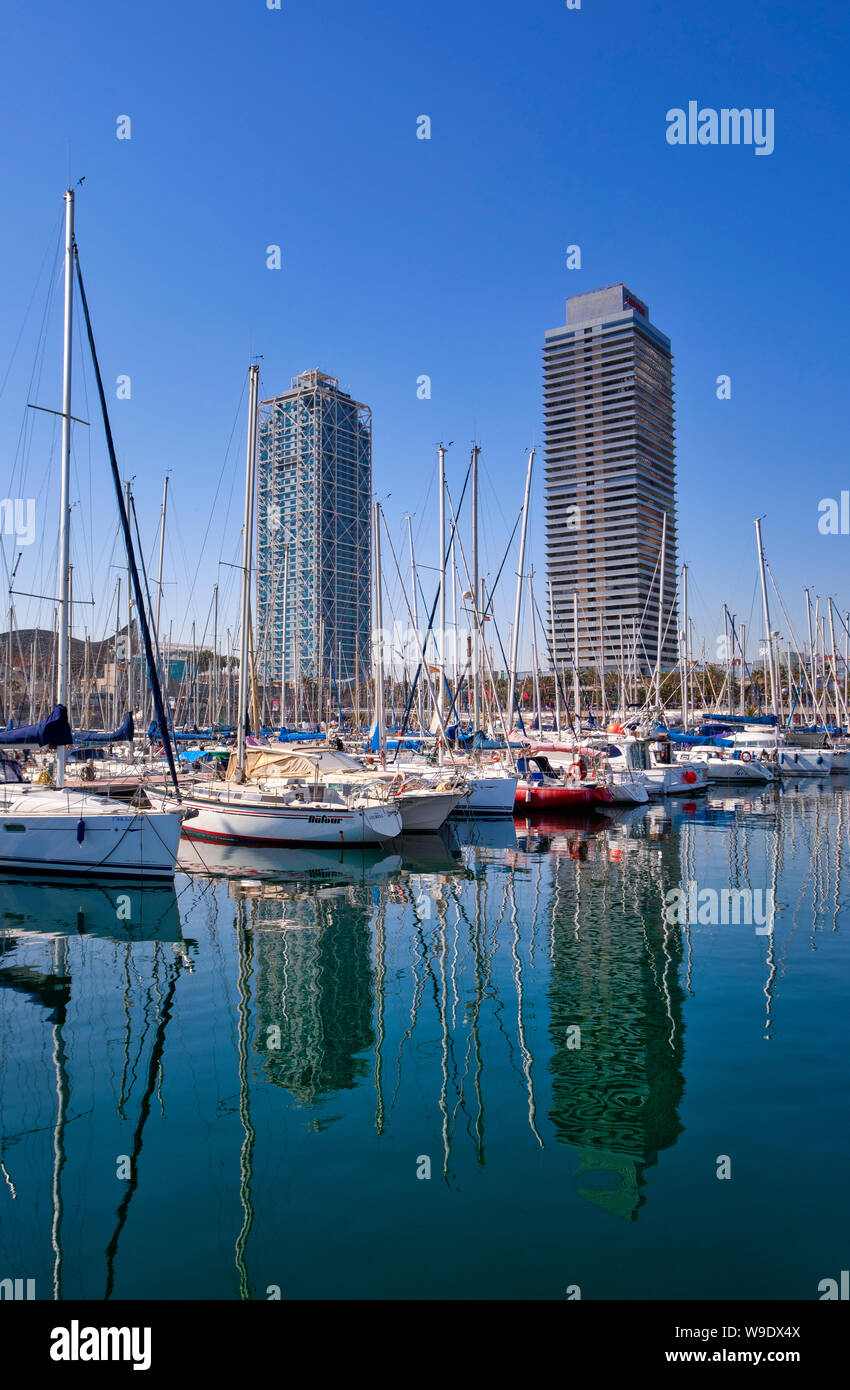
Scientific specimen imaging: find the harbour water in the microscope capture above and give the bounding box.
[1,781,847,1301]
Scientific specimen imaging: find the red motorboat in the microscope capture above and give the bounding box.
[513,753,614,811]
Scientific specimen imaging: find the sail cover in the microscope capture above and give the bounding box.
[74,711,134,745]
[0,704,73,747]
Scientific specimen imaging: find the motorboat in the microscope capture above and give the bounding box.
[514,753,614,811]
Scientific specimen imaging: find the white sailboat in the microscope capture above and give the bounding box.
[0,188,182,880]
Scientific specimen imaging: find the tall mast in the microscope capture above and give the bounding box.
[548,576,560,734]
[573,592,581,730]
[437,443,448,726]
[406,516,423,732]
[528,569,541,731]
[507,447,534,729]
[212,582,219,727]
[236,364,260,770]
[680,564,689,730]
[844,612,849,723]
[152,475,169,726]
[754,516,778,718]
[653,511,667,709]
[471,443,480,730]
[373,499,386,766]
[55,188,75,788]
[280,542,289,727]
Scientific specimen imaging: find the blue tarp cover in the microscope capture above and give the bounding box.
[74,712,134,745]
[0,705,73,747]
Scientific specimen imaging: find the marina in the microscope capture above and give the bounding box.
[1,0,848,1345]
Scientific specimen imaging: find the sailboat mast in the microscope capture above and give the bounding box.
[681,563,689,730]
[152,475,168,727]
[437,443,448,725]
[406,516,423,733]
[471,444,480,730]
[55,188,75,789]
[373,499,386,766]
[754,516,778,718]
[573,591,581,730]
[507,448,534,730]
[548,576,560,734]
[280,543,289,728]
[528,569,541,731]
[654,511,667,710]
[236,364,260,769]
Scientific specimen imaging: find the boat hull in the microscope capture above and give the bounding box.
[514,783,612,810]
[398,790,465,832]
[0,806,181,879]
[152,790,402,845]
[454,773,518,817]
[777,748,833,776]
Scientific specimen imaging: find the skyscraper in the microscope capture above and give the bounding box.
[544,284,677,672]
[256,369,372,693]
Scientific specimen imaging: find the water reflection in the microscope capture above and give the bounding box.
[1,783,848,1297]
[541,815,686,1221]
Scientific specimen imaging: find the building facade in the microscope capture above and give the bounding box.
[257,370,371,691]
[544,284,678,671]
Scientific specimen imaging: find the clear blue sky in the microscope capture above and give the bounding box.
[1,0,848,667]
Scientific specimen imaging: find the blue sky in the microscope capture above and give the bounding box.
[1,0,849,667]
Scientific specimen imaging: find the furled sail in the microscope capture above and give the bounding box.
[74,711,134,745]
[0,704,73,747]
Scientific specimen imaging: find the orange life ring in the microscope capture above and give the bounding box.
[569,759,587,780]
[741,750,752,763]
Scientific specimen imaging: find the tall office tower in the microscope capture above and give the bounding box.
[257,369,372,692]
[544,284,678,673]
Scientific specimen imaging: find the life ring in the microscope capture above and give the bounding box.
[569,759,587,780]
[741,750,752,763]
[683,769,697,784]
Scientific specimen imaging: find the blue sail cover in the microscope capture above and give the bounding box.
[665,728,733,748]
[74,711,134,745]
[366,721,424,752]
[0,704,73,747]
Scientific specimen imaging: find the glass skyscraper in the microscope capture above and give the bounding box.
[544,284,678,670]
[256,370,371,692]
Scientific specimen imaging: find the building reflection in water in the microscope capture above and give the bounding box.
[526,809,687,1222]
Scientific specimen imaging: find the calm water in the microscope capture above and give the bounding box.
[1,781,848,1301]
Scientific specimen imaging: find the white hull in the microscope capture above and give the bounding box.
[777,747,833,777]
[605,777,650,805]
[398,789,465,832]
[151,787,402,845]
[644,766,709,795]
[454,773,518,816]
[0,788,181,879]
[677,751,774,784]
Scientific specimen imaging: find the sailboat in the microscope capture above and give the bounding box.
[0,188,183,880]
[146,364,402,846]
